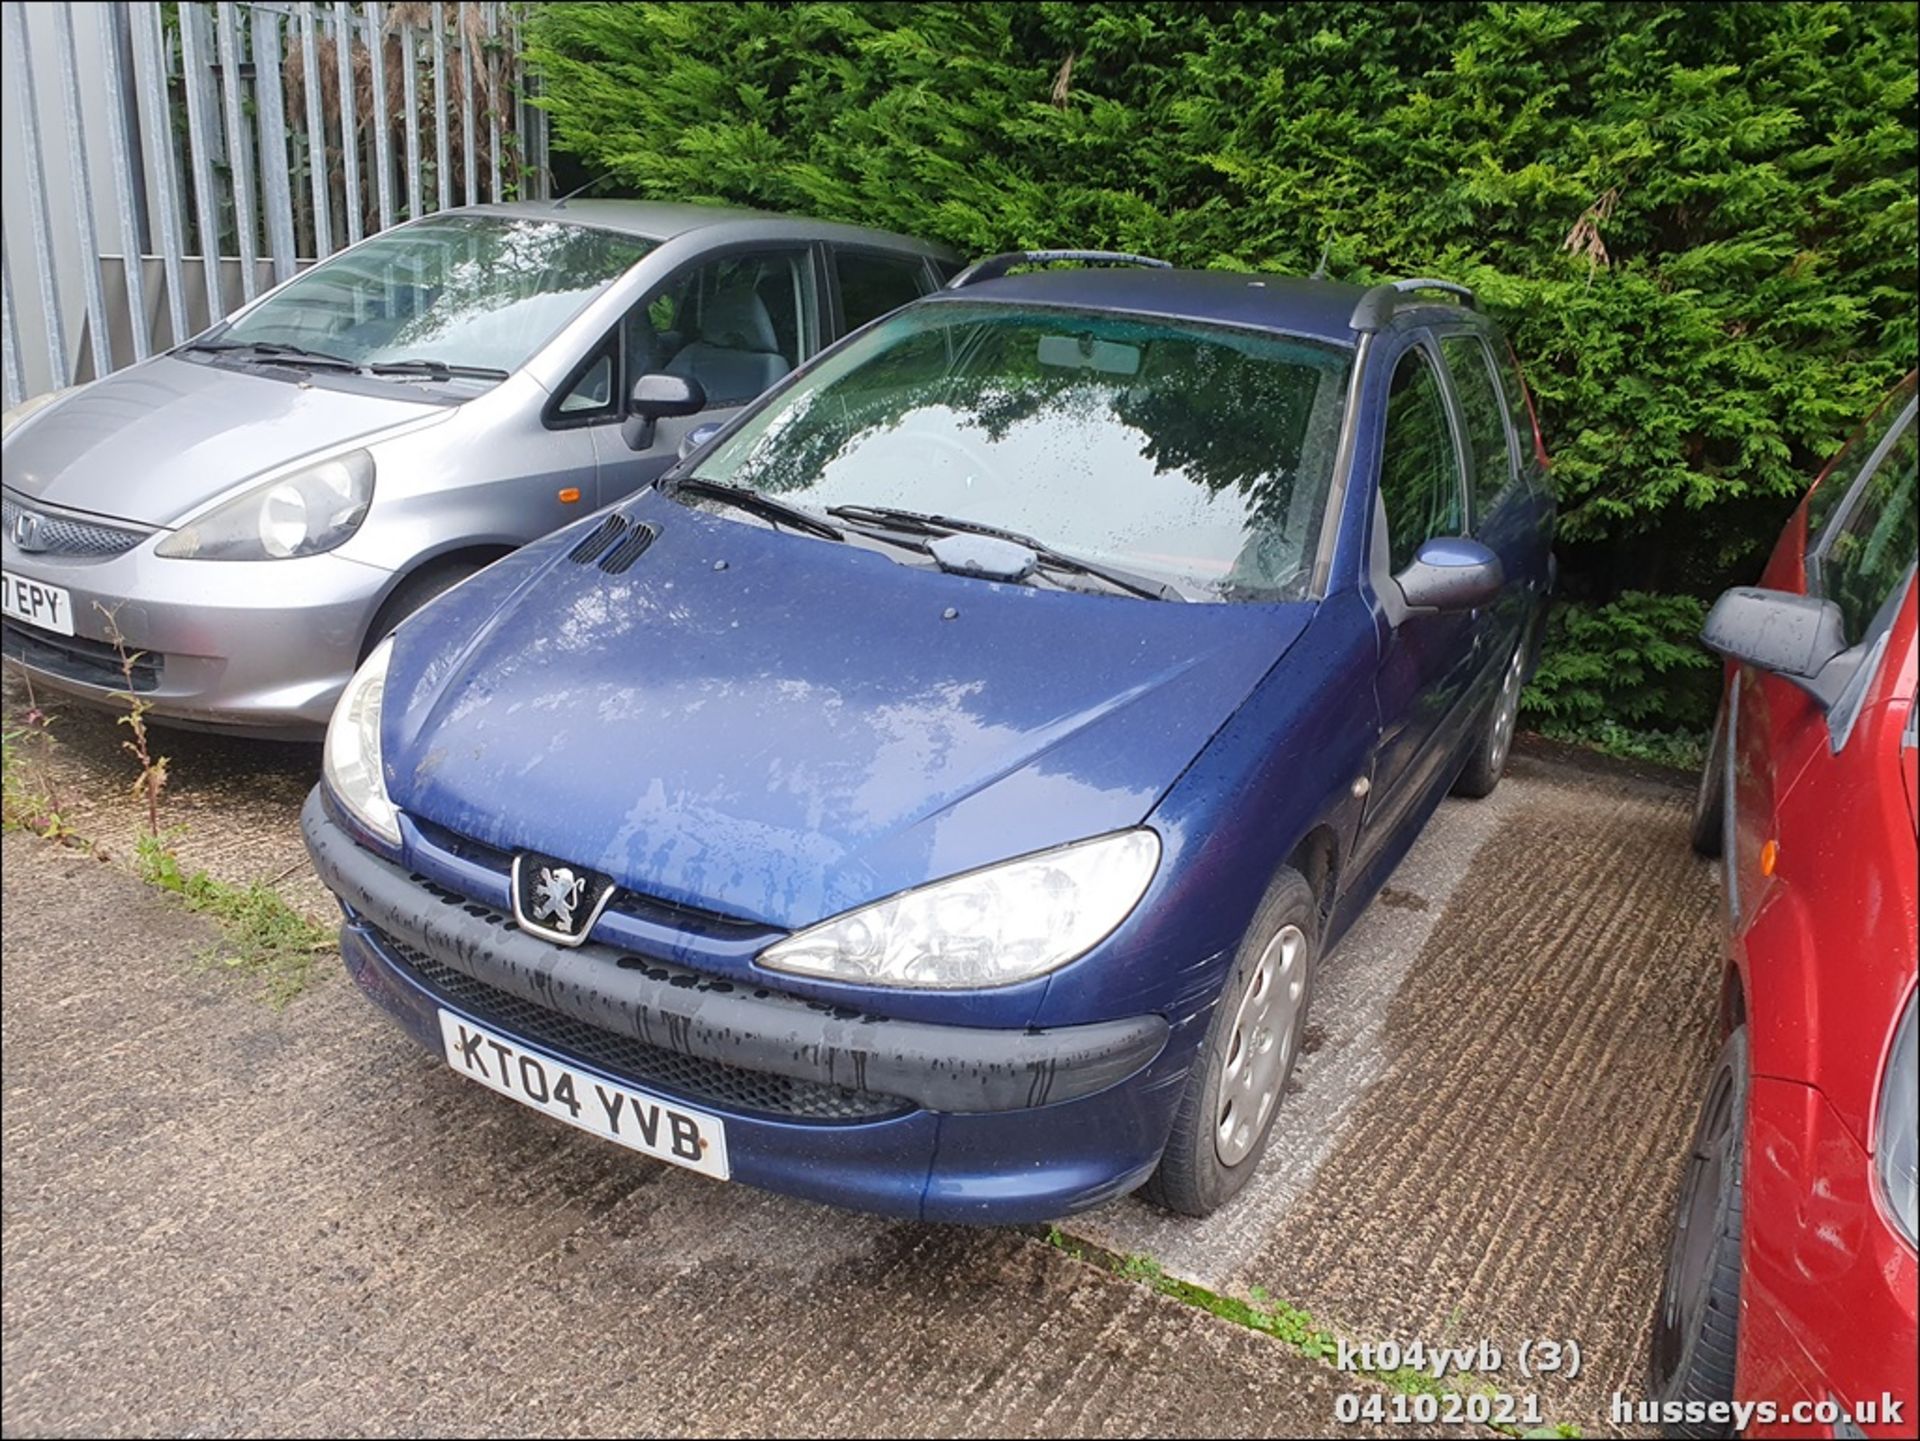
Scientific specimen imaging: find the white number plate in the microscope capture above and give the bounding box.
[438,1010,730,1180]
[0,571,75,637]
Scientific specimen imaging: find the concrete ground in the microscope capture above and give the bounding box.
[2,678,1723,1437]
[0,832,1397,1439]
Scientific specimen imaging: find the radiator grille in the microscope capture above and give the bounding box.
[2,493,152,558]
[371,923,910,1123]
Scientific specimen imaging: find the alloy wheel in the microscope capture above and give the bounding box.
[1214,923,1309,1166]
[1488,644,1525,776]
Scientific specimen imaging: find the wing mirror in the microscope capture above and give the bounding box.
[622,373,705,452]
[1701,586,1860,710]
[677,420,725,463]
[1394,537,1504,613]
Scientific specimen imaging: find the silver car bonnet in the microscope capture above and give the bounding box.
[2,354,449,527]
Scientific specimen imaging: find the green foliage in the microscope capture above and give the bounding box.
[136,832,334,1008]
[1521,591,1719,764]
[528,2,1918,739]
[1545,720,1708,772]
[2,716,83,843]
[4,723,45,832]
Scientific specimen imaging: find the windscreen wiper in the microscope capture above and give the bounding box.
[824,503,1184,601]
[185,340,361,371]
[667,477,845,542]
[366,357,511,381]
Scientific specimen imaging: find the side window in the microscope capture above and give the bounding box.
[1806,388,1918,552]
[1439,334,1518,527]
[624,248,817,410]
[1378,346,1467,572]
[556,345,615,416]
[835,250,931,333]
[1815,411,1917,645]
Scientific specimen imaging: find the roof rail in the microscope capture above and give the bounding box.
[1348,277,1477,333]
[946,250,1173,290]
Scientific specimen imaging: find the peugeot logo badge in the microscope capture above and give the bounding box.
[509,851,617,948]
[530,865,586,933]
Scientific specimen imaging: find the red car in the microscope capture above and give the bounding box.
[1651,371,1917,1437]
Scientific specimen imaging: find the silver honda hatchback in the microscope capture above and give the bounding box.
[0,201,955,736]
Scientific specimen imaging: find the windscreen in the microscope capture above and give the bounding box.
[693,302,1354,601]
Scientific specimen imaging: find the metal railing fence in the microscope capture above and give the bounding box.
[1,0,549,409]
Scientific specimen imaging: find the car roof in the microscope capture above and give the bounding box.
[922,266,1481,346]
[441,199,960,261]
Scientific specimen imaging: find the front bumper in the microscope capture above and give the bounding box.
[302,789,1187,1221]
[1,536,390,736]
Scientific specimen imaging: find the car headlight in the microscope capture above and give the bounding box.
[758,829,1160,989]
[1877,990,1917,1248]
[323,635,400,847]
[1,385,77,440]
[156,449,373,560]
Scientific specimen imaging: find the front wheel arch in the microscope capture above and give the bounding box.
[1140,864,1321,1217]
[1285,825,1342,926]
[358,545,515,662]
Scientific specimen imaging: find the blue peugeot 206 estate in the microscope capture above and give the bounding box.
[302,251,1555,1222]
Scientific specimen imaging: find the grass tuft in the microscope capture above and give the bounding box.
[1037,1228,1581,1436]
[2,716,86,846]
[136,832,333,1007]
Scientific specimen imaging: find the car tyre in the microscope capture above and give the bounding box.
[1454,638,1526,799]
[1648,1026,1747,1439]
[1141,867,1318,1218]
[360,558,485,662]
[1689,701,1727,858]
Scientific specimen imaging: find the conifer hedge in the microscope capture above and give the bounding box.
[526,1,1918,754]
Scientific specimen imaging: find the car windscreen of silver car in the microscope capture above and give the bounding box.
[212,215,655,377]
[692,303,1353,602]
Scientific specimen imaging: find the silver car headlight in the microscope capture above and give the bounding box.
[323,635,400,847]
[156,449,373,560]
[758,829,1160,990]
[1877,990,1917,1248]
[1,385,77,440]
